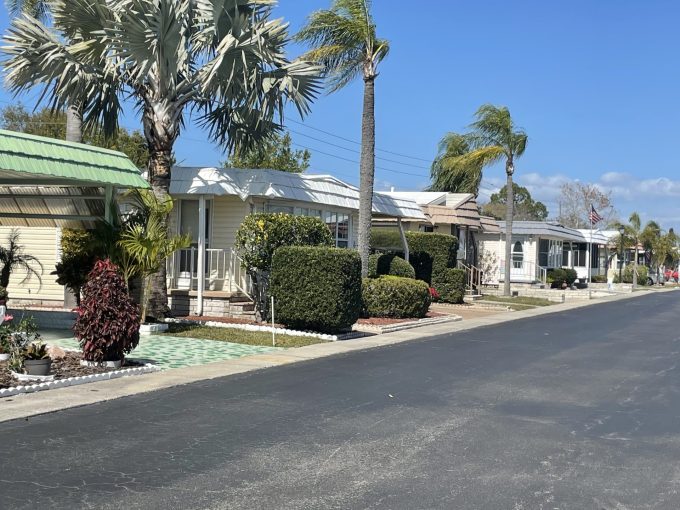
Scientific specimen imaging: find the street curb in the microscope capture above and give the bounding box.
[0,289,675,423]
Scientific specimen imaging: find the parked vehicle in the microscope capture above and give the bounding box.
[664,268,679,283]
[647,270,664,286]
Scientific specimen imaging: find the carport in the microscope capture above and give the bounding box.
[0,129,149,228]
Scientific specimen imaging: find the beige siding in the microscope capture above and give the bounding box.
[211,196,250,251]
[0,227,63,304]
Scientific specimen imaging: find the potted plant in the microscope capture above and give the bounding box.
[22,342,51,376]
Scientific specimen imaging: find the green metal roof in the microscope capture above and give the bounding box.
[0,129,149,188]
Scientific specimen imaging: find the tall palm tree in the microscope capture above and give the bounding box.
[296,0,389,277]
[428,133,484,195]
[437,105,527,296]
[5,0,84,142]
[3,0,321,317]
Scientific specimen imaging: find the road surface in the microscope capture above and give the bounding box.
[2,292,680,509]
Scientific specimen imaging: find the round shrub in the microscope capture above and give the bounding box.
[368,253,416,279]
[271,246,362,334]
[362,276,431,319]
[74,259,140,362]
[564,268,578,285]
[548,268,568,288]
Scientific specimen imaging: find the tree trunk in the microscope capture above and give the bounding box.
[142,100,180,320]
[358,76,376,277]
[65,104,83,143]
[503,160,514,297]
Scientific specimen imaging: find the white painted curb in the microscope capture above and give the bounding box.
[0,364,161,398]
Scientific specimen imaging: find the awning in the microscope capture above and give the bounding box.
[0,129,149,228]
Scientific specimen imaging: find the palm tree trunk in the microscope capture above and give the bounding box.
[65,104,83,143]
[357,75,376,277]
[504,161,514,297]
[142,101,179,320]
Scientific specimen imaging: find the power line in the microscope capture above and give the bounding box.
[287,127,431,170]
[287,118,432,163]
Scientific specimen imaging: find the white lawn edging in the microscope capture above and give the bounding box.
[0,363,161,398]
[164,318,341,341]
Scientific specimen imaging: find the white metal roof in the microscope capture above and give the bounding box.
[381,191,475,209]
[170,167,426,219]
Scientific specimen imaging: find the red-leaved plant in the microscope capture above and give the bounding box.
[74,259,140,362]
[429,287,440,301]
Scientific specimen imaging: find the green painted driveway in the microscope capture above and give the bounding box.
[47,334,281,369]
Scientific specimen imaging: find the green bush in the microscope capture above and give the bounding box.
[370,228,404,252]
[614,265,648,284]
[591,274,608,283]
[368,253,415,279]
[435,268,466,304]
[362,276,431,318]
[564,268,578,285]
[548,268,568,288]
[270,246,362,334]
[236,213,333,272]
[236,213,334,320]
[405,232,458,284]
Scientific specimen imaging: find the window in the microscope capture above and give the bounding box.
[265,201,351,248]
[422,225,434,233]
[512,241,523,269]
[179,199,211,247]
[266,203,294,214]
[538,239,549,267]
[572,242,587,267]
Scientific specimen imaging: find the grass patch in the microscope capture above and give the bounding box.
[479,295,555,310]
[165,323,327,348]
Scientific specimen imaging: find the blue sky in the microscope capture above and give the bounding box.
[1,1,680,227]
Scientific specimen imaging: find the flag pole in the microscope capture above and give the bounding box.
[588,204,593,284]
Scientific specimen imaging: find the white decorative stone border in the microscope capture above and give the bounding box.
[353,315,462,334]
[139,323,169,335]
[164,317,341,341]
[0,363,161,399]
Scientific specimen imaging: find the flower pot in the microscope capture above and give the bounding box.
[0,353,9,361]
[23,358,52,376]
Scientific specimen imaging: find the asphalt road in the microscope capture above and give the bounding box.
[2,292,680,509]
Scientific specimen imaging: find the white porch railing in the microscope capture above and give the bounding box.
[499,260,548,284]
[167,247,253,297]
[457,261,483,293]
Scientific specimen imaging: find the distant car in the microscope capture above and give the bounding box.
[664,268,679,283]
[647,271,664,286]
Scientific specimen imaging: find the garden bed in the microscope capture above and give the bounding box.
[353,313,461,334]
[0,352,159,396]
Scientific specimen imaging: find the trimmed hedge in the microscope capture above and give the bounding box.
[564,268,578,285]
[368,253,415,279]
[370,228,404,252]
[405,232,458,284]
[436,268,466,304]
[270,246,362,334]
[362,276,431,319]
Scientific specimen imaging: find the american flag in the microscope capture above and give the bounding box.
[589,205,603,224]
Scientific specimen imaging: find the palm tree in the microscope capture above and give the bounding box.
[618,213,659,288]
[118,190,190,323]
[5,0,49,20]
[5,0,84,142]
[296,0,389,277]
[0,229,43,291]
[3,0,321,317]
[428,133,484,195]
[437,105,527,296]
